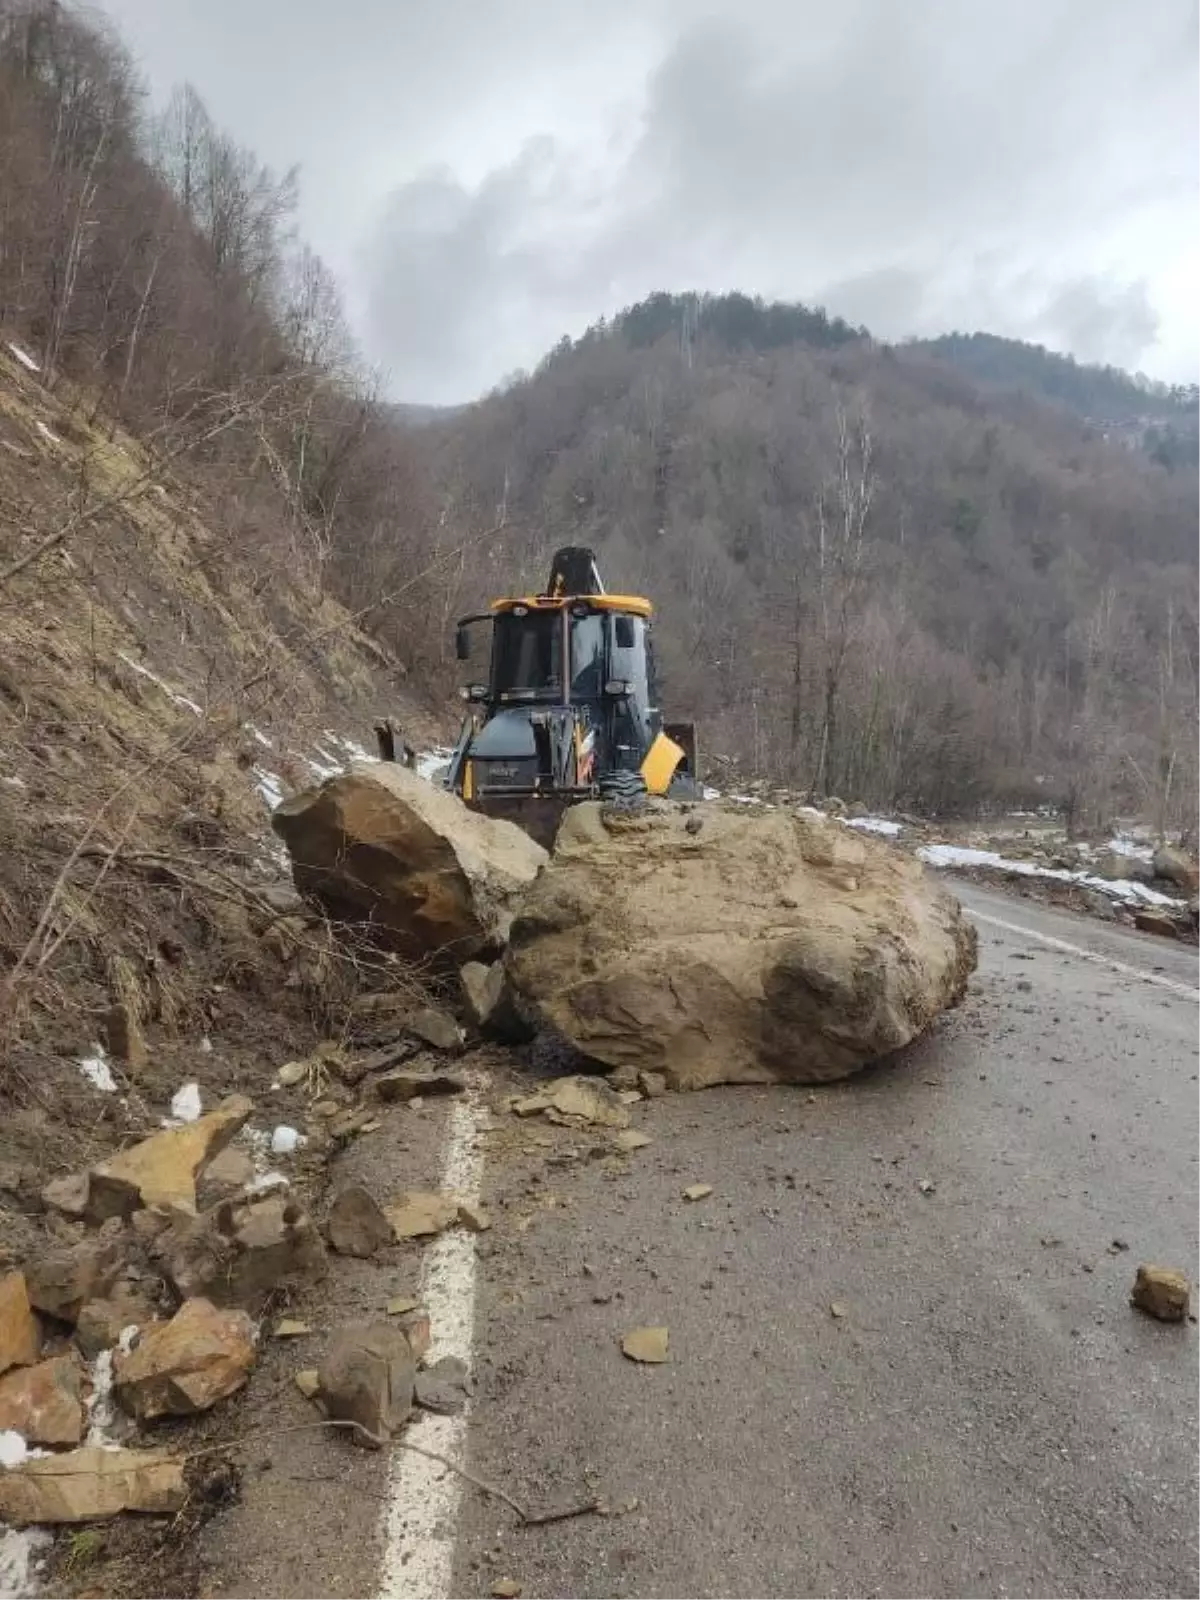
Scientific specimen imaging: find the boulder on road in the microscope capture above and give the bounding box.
[1151,844,1199,894]
[85,1094,254,1221]
[327,1184,393,1258]
[271,763,547,964]
[507,803,977,1089]
[0,1446,185,1524]
[158,1194,326,1313]
[316,1323,415,1447]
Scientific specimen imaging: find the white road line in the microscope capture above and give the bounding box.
[971,909,1200,1001]
[378,1097,486,1600]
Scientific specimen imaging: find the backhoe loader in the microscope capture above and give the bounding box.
[428,547,697,846]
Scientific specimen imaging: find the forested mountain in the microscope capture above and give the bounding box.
[1,2,1195,830]
[423,299,1198,824]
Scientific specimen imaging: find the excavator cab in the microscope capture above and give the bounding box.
[443,547,697,845]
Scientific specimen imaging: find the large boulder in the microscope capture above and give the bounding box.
[1151,843,1199,894]
[506,803,977,1088]
[271,762,548,962]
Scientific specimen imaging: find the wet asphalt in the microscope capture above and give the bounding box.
[452,883,1200,1599]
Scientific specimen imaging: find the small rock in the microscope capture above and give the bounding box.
[316,1323,415,1447]
[414,1355,471,1416]
[24,1237,122,1325]
[682,1184,713,1202]
[375,1067,467,1104]
[273,1319,311,1339]
[406,1006,464,1053]
[75,1290,159,1359]
[0,1273,41,1375]
[114,1297,256,1419]
[917,1178,936,1195]
[492,1580,522,1598]
[0,1445,185,1525]
[158,1194,326,1313]
[327,1185,393,1259]
[829,1302,849,1320]
[622,1325,670,1363]
[1133,908,1179,940]
[327,1107,377,1141]
[386,1192,458,1241]
[391,1306,431,1362]
[613,1130,653,1154]
[617,1089,643,1105]
[512,1076,630,1129]
[195,1146,256,1208]
[276,1061,307,1088]
[41,1172,90,1220]
[105,1001,146,1071]
[637,1071,667,1099]
[385,1296,420,1317]
[333,1040,419,1087]
[294,1369,320,1400]
[86,1094,254,1221]
[0,1353,87,1445]
[1130,1264,1191,1323]
[607,1064,640,1092]
[459,962,533,1044]
[456,1201,491,1233]
[684,814,703,835]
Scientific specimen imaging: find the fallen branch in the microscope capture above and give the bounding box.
[184,1418,601,1527]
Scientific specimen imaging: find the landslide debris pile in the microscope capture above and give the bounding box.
[275,766,978,1085]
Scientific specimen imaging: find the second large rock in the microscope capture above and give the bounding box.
[506,803,977,1088]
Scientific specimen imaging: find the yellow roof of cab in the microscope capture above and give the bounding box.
[490,594,653,617]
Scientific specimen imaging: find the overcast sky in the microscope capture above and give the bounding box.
[97,0,1198,404]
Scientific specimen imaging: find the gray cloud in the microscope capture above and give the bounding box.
[101,0,1199,402]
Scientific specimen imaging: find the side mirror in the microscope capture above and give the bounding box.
[455,625,471,661]
[614,615,635,649]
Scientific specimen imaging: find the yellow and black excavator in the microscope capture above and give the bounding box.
[437,547,698,846]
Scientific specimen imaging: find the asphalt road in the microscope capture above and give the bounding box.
[449,883,1200,1599]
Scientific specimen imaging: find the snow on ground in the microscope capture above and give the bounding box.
[34,420,61,446]
[844,815,903,837]
[252,768,284,810]
[77,1043,116,1092]
[117,652,202,716]
[417,746,454,783]
[0,1525,51,1600]
[170,1082,202,1122]
[917,843,1183,907]
[6,339,40,374]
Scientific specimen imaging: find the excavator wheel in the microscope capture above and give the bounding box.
[598,768,647,803]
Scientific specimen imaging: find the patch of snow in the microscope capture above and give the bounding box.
[245,723,273,749]
[270,1125,305,1155]
[199,1035,213,1054]
[304,750,341,781]
[0,776,25,791]
[701,784,722,800]
[247,1170,289,1195]
[844,815,903,837]
[34,420,60,446]
[0,1526,51,1600]
[917,844,1183,907]
[6,340,40,374]
[417,746,454,784]
[253,768,284,810]
[84,1327,138,1449]
[170,1082,202,1122]
[1107,834,1155,863]
[0,1432,28,1469]
[116,652,202,717]
[78,1043,116,1092]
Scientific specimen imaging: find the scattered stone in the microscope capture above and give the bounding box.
[617,1089,643,1105]
[456,1201,491,1233]
[195,1146,256,1208]
[334,1040,419,1087]
[114,1298,255,1419]
[0,1273,40,1375]
[24,1237,122,1325]
[829,1302,849,1321]
[1133,909,1179,940]
[638,1071,668,1099]
[507,803,977,1087]
[159,1194,326,1312]
[271,763,547,964]
[512,1076,630,1129]
[327,1185,393,1259]
[313,1100,341,1118]
[41,1173,90,1220]
[391,1306,431,1362]
[386,1296,419,1317]
[607,1064,640,1092]
[1151,844,1199,894]
[386,1192,459,1241]
[104,1001,146,1071]
[0,1354,87,1445]
[613,1130,653,1154]
[683,1184,713,1202]
[86,1094,254,1221]
[0,1445,186,1524]
[917,1178,937,1195]
[276,1060,307,1087]
[1130,1265,1191,1323]
[327,1107,377,1141]
[316,1323,415,1447]
[415,1354,471,1416]
[375,1067,467,1103]
[273,1319,311,1339]
[294,1369,320,1400]
[492,1580,522,1598]
[459,961,534,1044]
[75,1290,159,1359]
[621,1326,670,1364]
[406,1006,464,1053]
